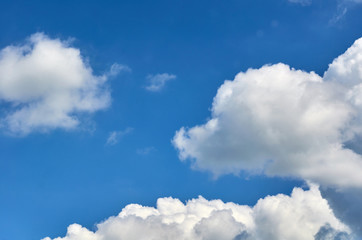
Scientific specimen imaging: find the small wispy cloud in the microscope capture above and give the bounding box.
[145,73,176,92]
[287,0,312,6]
[106,63,131,77]
[288,0,362,23]
[136,146,156,155]
[329,0,362,24]
[329,6,348,24]
[106,127,133,146]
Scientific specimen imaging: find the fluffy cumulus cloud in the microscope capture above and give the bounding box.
[145,73,176,92]
[43,184,351,240]
[173,38,362,189]
[0,33,124,135]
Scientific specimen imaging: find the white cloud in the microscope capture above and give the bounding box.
[136,146,156,155]
[173,37,362,189]
[106,127,133,145]
[288,0,312,6]
[106,63,131,77]
[145,73,176,92]
[0,33,126,136]
[42,184,351,240]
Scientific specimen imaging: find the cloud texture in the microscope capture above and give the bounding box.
[43,184,350,240]
[173,38,362,188]
[0,33,120,135]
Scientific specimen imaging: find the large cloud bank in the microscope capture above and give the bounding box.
[173,37,362,188]
[43,184,351,240]
[0,33,122,135]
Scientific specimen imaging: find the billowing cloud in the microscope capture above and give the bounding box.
[145,73,176,92]
[173,38,362,188]
[42,184,351,240]
[0,33,126,136]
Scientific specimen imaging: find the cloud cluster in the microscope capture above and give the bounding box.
[0,33,123,136]
[43,184,351,240]
[145,73,176,92]
[173,38,362,188]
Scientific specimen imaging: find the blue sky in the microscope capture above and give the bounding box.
[1,0,362,240]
